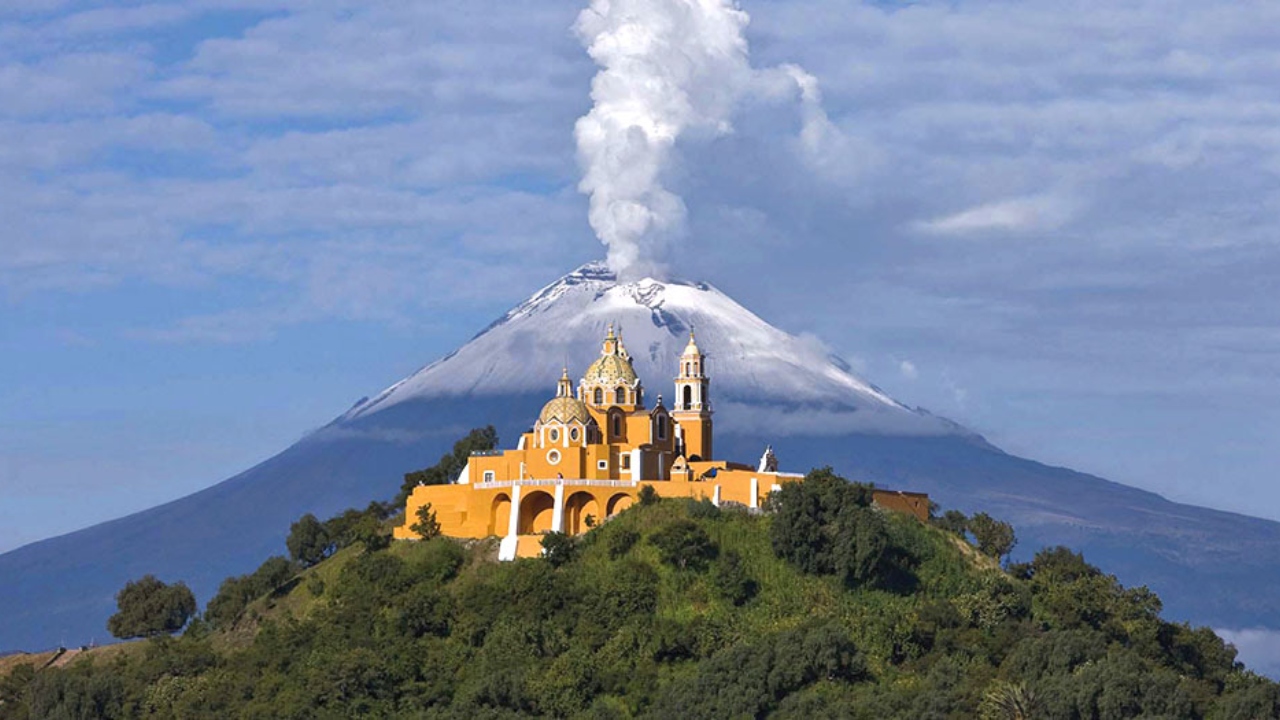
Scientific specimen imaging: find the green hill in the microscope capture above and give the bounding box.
[2,470,1278,719]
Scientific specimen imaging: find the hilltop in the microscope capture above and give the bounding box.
[5,261,1280,672]
[2,471,1277,719]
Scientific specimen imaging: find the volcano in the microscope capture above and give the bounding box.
[3,262,1280,660]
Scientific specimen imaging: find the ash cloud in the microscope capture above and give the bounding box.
[573,0,837,279]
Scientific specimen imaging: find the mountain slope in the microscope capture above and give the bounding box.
[3,262,1280,662]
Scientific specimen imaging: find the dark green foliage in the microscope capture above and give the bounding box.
[649,519,717,571]
[6,487,1275,720]
[285,513,332,567]
[204,555,298,629]
[411,502,442,540]
[933,509,969,536]
[105,575,196,639]
[637,483,659,506]
[605,527,640,559]
[399,425,498,504]
[647,622,866,719]
[710,550,757,605]
[969,512,1017,560]
[768,467,900,588]
[540,532,577,567]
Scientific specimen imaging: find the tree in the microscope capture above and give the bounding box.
[286,513,333,567]
[106,575,197,639]
[398,425,498,504]
[540,532,577,568]
[205,555,297,629]
[933,509,969,536]
[649,520,718,571]
[979,680,1040,720]
[769,467,888,587]
[411,502,442,540]
[638,484,660,506]
[968,513,1017,560]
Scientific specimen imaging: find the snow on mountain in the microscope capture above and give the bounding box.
[346,262,959,437]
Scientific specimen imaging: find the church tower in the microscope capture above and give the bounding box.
[673,330,712,460]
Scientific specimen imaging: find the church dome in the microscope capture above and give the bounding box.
[583,353,638,387]
[539,396,592,425]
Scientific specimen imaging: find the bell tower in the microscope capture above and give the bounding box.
[673,330,713,460]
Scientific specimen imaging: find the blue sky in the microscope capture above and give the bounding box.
[4,0,1280,556]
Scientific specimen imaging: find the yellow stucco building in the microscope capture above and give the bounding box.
[395,327,928,559]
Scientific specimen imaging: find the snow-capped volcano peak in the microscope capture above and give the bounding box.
[348,262,959,437]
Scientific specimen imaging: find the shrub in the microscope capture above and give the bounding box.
[606,527,640,559]
[410,502,442,540]
[649,520,718,571]
[541,532,577,568]
[710,551,757,606]
[638,484,660,506]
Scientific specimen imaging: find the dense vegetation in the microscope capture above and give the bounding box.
[3,466,1279,718]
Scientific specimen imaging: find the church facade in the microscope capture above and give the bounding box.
[395,326,929,559]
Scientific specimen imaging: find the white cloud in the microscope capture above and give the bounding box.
[899,360,918,380]
[1217,628,1280,679]
[915,194,1077,236]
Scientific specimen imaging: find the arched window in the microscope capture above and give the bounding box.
[656,415,667,439]
[615,387,626,405]
[593,387,604,405]
[612,414,622,439]
[683,385,693,409]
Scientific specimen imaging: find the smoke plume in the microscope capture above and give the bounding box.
[574,0,834,279]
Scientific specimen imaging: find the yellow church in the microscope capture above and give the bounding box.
[395,326,929,559]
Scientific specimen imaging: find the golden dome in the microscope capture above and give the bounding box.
[583,352,639,387]
[539,395,592,425]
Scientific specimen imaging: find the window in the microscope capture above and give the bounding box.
[621,454,631,470]
[593,387,604,405]
[483,471,495,483]
[683,385,693,409]
[612,415,621,439]
[615,387,626,404]
[657,415,667,439]
[570,427,579,442]
[598,460,608,470]
[547,449,561,465]
[549,427,560,442]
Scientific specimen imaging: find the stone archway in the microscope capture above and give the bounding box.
[519,491,556,534]
[564,491,600,535]
[489,493,512,536]
[606,492,634,518]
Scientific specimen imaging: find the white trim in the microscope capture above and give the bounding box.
[552,484,566,532]
[630,448,642,483]
[750,477,759,509]
[482,470,495,483]
[712,485,721,507]
[547,449,561,465]
[508,485,522,537]
[458,461,471,485]
[475,478,639,489]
